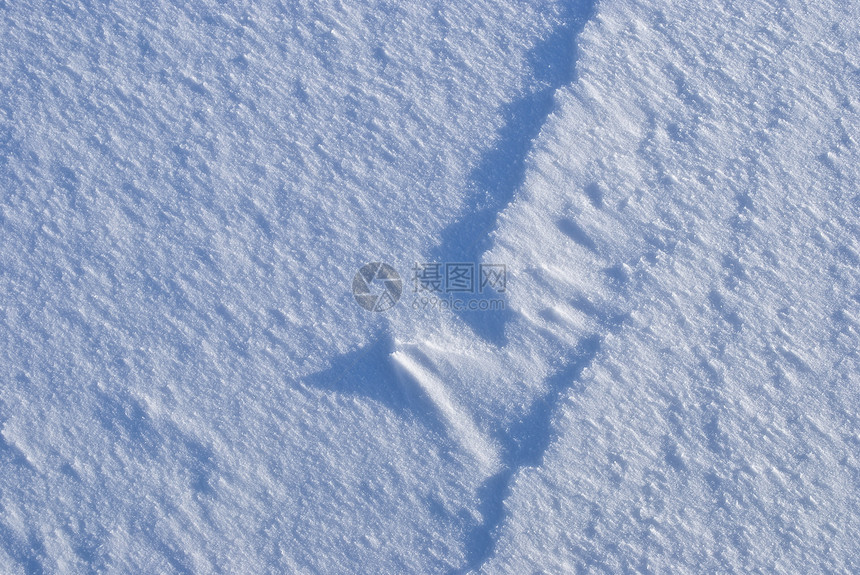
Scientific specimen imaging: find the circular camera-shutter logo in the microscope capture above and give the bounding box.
[352,262,402,312]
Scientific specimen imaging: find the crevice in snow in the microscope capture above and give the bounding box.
[429,0,598,345]
[392,350,502,473]
[454,334,602,574]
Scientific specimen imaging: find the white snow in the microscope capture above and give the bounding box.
[1,0,859,572]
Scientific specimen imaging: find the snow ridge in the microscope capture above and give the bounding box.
[392,350,501,473]
[455,334,602,573]
[430,0,597,343]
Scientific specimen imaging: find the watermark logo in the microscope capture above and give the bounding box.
[353,262,506,313]
[412,263,506,294]
[352,262,403,312]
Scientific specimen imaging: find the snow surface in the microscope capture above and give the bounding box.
[1,0,859,572]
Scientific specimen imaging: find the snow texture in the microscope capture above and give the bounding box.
[1,0,860,573]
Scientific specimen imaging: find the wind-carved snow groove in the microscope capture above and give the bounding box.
[391,351,502,474]
[430,0,598,345]
[454,335,602,574]
[304,2,602,571]
[436,2,599,571]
